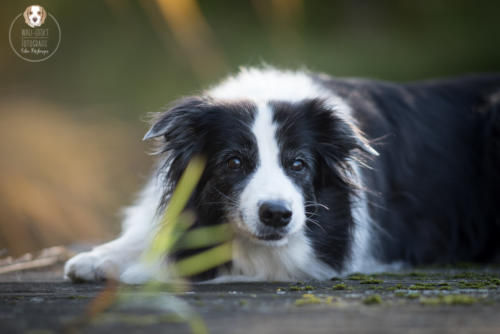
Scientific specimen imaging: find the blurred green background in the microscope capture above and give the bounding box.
[1,0,499,256]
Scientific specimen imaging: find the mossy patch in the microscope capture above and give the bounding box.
[457,281,492,289]
[450,272,484,279]
[363,294,382,305]
[408,272,427,278]
[420,294,481,305]
[408,282,450,290]
[294,294,334,307]
[489,278,500,286]
[347,273,371,281]
[332,283,348,290]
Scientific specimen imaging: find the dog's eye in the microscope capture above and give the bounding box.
[38,11,41,15]
[227,157,242,170]
[29,11,32,15]
[290,159,305,171]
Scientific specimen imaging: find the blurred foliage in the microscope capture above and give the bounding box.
[1,0,499,255]
[1,0,499,118]
[71,156,228,334]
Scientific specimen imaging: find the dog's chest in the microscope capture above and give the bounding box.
[225,234,336,281]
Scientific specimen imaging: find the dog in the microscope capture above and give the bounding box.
[23,5,47,28]
[64,67,500,283]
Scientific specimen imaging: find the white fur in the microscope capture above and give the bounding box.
[64,176,163,282]
[236,103,305,241]
[216,102,337,282]
[25,6,44,28]
[209,66,352,121]
[214,233,336,282]
[208,66,379,275]
[345,162,379,273]
[65,66,379,283]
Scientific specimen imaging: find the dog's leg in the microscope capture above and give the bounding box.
[64,178,163,282]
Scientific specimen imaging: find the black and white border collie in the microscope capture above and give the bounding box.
[65,66,500,283]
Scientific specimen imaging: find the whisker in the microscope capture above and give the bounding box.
[213,187,239,205]
[306,218,327,233]
[304,202,330,210]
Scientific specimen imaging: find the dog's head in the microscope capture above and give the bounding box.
[144,69,376,246]
[24,5,47,28]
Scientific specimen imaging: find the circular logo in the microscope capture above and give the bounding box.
[9,5,61,62]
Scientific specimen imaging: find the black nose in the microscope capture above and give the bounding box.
[33,17,38,22]
[259,201,292,228]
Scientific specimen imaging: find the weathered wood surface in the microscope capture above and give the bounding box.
[1,264,500,334]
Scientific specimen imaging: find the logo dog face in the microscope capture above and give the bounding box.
[24,5,47,28]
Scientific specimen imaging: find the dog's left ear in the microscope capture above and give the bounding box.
[41,7,47,23]
[310,99,378,159]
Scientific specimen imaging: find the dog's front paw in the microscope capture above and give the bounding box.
[64,251,120,282]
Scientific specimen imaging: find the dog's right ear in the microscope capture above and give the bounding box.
[23,7,31,26]
[143,96,209,141]
[143,97,211,197]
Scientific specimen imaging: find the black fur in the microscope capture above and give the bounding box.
[313,74,500,264]
[145,73,500,279]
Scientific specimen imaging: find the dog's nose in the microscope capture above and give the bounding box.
[33,17,38,22]
[259,201,292,228]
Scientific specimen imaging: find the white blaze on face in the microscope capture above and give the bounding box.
[29,6,43,25]
[237,103,305,243]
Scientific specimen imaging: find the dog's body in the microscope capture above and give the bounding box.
[65,67,500,283]
[23,5,46,28]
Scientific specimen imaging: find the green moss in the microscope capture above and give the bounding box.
[294,294,336,307]
[238,299,248,306]
[420,294,480,305]
[369,286,385,290]
[408,282,449,290]
[394,291,406,297]
[457,281,491,289]
[332,283,347,290]
[489,278,500,286]
[289,285,315,292]
[451,272,482,279]
[360,279,383,284]
[363,294,382,305]
[348,273,371,281]
[406,293,421,299]
[294,294,322,306]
